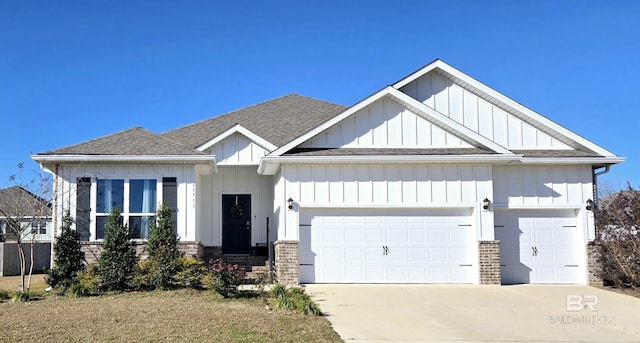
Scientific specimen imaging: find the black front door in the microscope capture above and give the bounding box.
[222,194,251,254]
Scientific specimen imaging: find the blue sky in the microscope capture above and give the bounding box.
[1,1,638,190]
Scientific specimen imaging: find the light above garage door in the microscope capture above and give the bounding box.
[299,208,476,283]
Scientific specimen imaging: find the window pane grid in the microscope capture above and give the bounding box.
[94,178,159,240]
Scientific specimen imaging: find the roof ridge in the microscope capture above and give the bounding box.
[159,94,345,137]
[153,130,205,154]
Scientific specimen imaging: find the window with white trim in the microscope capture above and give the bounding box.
[30,220,48,235]
[95,178,157,239]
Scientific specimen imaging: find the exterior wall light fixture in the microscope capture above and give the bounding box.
[482,197,491,210]
[586,199,594,211]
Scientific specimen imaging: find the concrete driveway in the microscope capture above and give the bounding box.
[304,284,640,342]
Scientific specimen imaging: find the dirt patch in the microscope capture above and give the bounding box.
[604,286,640,298]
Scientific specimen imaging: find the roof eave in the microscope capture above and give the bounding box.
[31,154,216,164]
[517,157,626,165]
[258,154,521,175]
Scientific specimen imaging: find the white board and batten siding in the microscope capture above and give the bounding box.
[399,71,573,150]
[197,166,273,247]
[204,132,269,165]
[54,163,197,241]
[283,163,492,207]
[277,163,495,241]
[299,97,472,149]
[492,165,593,208]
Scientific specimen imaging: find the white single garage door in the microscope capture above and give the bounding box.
[299,208,475,283]
[494,210,583,284]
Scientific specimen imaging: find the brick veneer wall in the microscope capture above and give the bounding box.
[79,241,205,264]
[478,240,501,285]
[274,240,299,285]
[586,241,603,286]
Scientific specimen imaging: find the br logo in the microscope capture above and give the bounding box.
[566,294,598,311]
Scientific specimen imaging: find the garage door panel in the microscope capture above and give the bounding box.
[323,266,342,281]
[452,266,474,282]
[365,247,384,263]
[428,229,447,243]
[344,228,361,242]
[387,266,406,280]
[495,210,582,284]
[386,228,405,243]
[429,266,450,282]
[451,228,473,244]
[366,266,384,281]
[450,247,472,263]
[555,248,579,264]
[322,229,342,243]
[344,266,364,281]
[344,247,363,262]
[300,208,475,283]
[428,247,449,263]
[365,229,384,243]
[407,228,427,242]
[408,267,427,281]
[386,247,405,263]
[321,247,342,262]
[408,247,427,261]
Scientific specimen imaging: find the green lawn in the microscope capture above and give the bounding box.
[0,276,342,342]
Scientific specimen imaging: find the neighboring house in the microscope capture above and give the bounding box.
[0,186,53,242]
[0,186,53,276]
[32,59,623,285]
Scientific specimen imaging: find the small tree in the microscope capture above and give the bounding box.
[46,211,85,292]
[596,183,640,288]
[97,208,137,291]
[0,163,51,298]
[146,203,182,289]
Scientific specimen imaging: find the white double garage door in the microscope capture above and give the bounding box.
[299,208,476,283]
[299,208,584,284]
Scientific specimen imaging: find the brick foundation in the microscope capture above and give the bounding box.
[80,241,206,264]
[478,240,501,285]
[274,240,299,285]
[587,241,603,286]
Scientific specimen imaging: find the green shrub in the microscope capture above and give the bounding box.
[0,289,10,301]
[11,292,29,302]
[131,259,154,291]
[97,209,138,291]
[208,258,246,298]
[271,285,321,315]
[146,204,182,290]
[69,263,100,297]
[270,284,287,298]
[173,257,207,289]
[46,211,85,292]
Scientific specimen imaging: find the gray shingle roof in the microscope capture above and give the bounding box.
[0,186,52,217]
[286,148,495,156]
[512,150,601,158]
[40,127,206,156]
[160,94,348,149]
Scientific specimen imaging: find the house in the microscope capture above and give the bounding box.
[32,59,624,285]
[0,186,53,242]
[0,186,53,276]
